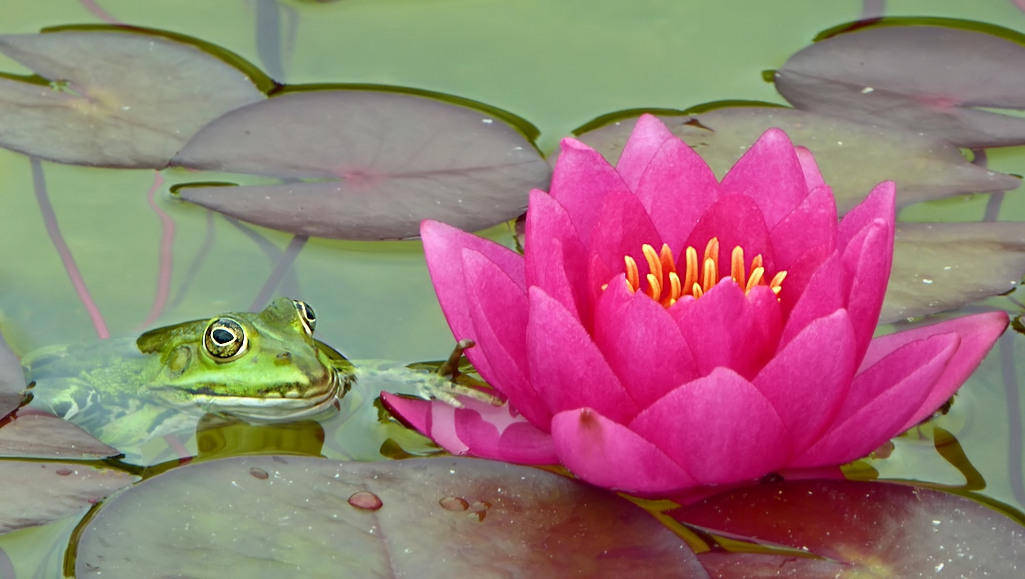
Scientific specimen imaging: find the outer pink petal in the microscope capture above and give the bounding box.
[795,145,825,191]
[859,311,1008,432]
[719,128,809,229]
[381,394,558,464]
[527,288,640,422]
[753,309,857,453]
[793,333,960,468]
[672,281,781,380]
[778,253,850,347]
[524,190,590,323]
[615,113,677,189]
[463,250,551,426]
[592,276,699,408]
[551,408,700,494]
[631,125,720,251]
[421,219,525,353]
[838,181,895,248]
[629,368,791,486]
[548,138,632,247]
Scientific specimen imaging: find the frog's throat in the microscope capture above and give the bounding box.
[153,366,346,422]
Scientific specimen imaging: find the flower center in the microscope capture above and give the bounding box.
[612,238,787,307]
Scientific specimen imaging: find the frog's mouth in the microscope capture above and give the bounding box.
[156,367,347,422]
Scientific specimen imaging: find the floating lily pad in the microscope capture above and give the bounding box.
[774,23,1025,148]
[572,107,1019,214]
[0,414,119,459]
[0,461,134,535]
[884,222,1025,322]
[0,28,265,167]
[76,455,704,577]
[0,330,24,420]
[172,89,550,239]
[674,479,1025,577]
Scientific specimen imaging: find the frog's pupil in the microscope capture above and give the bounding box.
[212,328,235,345]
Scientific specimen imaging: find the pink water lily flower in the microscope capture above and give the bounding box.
[383,114,1008,495]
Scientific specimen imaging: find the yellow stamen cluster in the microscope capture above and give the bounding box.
[611,238,787,307]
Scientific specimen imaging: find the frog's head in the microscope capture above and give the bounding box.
[135,298,353,421]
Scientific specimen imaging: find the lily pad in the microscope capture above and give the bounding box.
[172,89,551,239]
[0,461,134,535]
[673,479,1025,577]
[76,455,705,577]
[884,222,1025,323]
[774,23,1025,148]
[0,414,119,459]
[0,329,25,420]
[572,107,1019,214]
[0,28,265,168]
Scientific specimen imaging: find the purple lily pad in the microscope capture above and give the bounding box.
[0,461,134,535]
[0,330,25,420]
[674,479,1025,577]
[76,455,705,577]
[0,414,119,459]
[0,28,265,168]
[172,89,550,239]
[572,107,1019,214]
[884,222,1025,323]
[775,23,1025,148]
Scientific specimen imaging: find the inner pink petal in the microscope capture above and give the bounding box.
[548,138,632,247]
[718,128,809,229]
[683,192,776,276]
[615,113,677,189]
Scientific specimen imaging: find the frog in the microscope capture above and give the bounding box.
[19,297,493,453]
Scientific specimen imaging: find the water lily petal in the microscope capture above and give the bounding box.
[841,219,894,360]
[463,251,551,425]
[754,309,857,453]
[769,185,838,270]
[673,281,780,379]
[527,288,640,422]
[629,368,790,485]
[593,278,699,408]
[794,145,825,190]
[421,219,525,380]
[631,124,720,251]
[587,190,663,284]
[838,181,896,248]
[779,253,850,346]
[551,408,699,494]
[549,138,632,247]
[684,192,776,276]
[793,333,959,467]
[615,113,677,189]
[858,311,1008,432]
[524,190,591,324]
[719,128,809,229]
[380,394,558,464]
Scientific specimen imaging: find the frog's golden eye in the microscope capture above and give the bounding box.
[293,300,317,335]
[204,317,248,361]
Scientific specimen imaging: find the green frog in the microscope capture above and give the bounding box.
[20,298,355,449]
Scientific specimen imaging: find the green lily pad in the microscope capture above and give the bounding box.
[0,461,134,535]
[76,456,705,577]
[884,222,1025,323]
[0,28,265,168]
[673,479,1025,577]
[572,106,1019,214]
[775,22,1025,148]
[0,414,119,459]
[172,89,550,239]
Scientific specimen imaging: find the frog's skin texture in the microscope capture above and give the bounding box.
[21,298,355,446]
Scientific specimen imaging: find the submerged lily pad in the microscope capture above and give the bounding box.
[0,28,265,168]
[76,455,704,577]
[0,330,24,420]
[775,23,1025,148]
[674,479,1025,577]
[172,89,550,239]
[0,461,134,535]
[884,222,1025,322]
[0,414,119,459]
[572,107,1019,214]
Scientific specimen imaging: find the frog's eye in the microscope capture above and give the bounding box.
[204,318,248,360]
[293,300,317,335]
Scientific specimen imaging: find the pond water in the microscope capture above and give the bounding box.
[2,0,1025,575]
